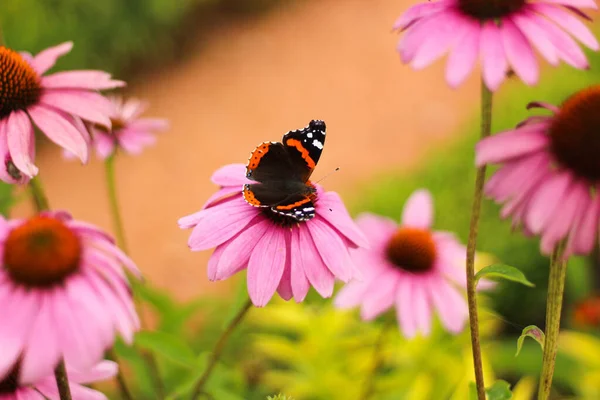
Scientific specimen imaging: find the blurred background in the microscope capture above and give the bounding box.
[3,0,600,398]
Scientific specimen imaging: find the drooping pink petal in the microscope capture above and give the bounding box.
[307,218,354,282]
[526,101,561,113]
[541,0,597,9]
[392,1,448,31]
[502,18,539,85]
[277,259,294,301]
[247,228,287,307]
[207,244,227,281]
[30,42,73,75]
[396,277,417,338]
[120,98,148,121]
[6,110,38,177]
[317,191,368,248]
[429,277,467,333]
[480,21,509,91]
[355,213,397,249]
[567,189,600,255]
[0,119,21,184]
[532,3,599,50]
[525,172,571,234]
[202,188,240,210]
[297,227,335,297]
[512,13,559,65]
[213,218,268,281]
[413,276,433,335]
[68,220,115,244]
[66,361,117,384]
[410,11,462,70]
[127,118,170,132]
[398,13,447,64]
[187,198,257,251]
[42,70,125,90]
[40,91,112,127]
[28,105,89,163]
[475,126,549,166]
[360,271,398,320]
[445,18,481,88]
[211,163,250,187]
[289,229,310,302]
[334,280,368,309]
[401,189,434,229]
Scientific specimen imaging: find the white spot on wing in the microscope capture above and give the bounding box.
[312,139,323,149]
[307,133,313,138]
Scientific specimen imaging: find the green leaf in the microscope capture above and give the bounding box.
[515,325,545,357]
[486,380,512,400]
[267,395,294,400]
[165,354,209,400]
[135,331,196,367]
[475,264,534,287]
[468,383,477,400]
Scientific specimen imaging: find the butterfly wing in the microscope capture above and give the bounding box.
[243,182,316,221]
[246,142,295,183]
[282,120,326,183]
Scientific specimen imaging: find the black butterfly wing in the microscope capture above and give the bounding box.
[246,142,295,183]
[282,120,326,183]
[243,182,316,221]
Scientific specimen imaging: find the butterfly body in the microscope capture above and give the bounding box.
[243,120,326,221]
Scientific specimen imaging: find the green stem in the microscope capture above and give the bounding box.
[104,154,165,399]
[466,80,493,400]
[106,349,134,400]
[538,241,568,400]
[54,360,73,400]
[29,176,50,212]
[359,321,391,400]
[190,299,253,400]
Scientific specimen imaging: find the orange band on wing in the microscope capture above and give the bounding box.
[247,142,271,172]
[285,139,316,169]
[275,196,312,210]
[243,186,263,206]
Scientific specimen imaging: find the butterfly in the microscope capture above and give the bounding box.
[243,120,326,221]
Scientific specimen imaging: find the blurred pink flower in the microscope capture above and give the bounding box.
[335,190,475,338]
[0,360,117,400]
[0,212,140,384]
[477,86,600,256]
[179,163,368,307]
[66,96,168,160]
[0,42,124,184]
[394,0,598,90]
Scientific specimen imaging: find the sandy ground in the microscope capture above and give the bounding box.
[13,0,479,301]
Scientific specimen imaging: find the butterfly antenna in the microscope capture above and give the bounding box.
[314,167,340,184]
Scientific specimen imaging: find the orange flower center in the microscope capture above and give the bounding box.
[0,47,42,119]
[385,227,436,273]
[3,216,82,287]
[458,0,526,20]
[549,85,600,183]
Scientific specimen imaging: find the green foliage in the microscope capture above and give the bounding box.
[515,326,545,357]
[267,395,294,400]
[486,380,513,400]
[475,264,534,288]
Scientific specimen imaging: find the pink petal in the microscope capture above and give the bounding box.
[186,198,257,251]
[120,98,147,120]
[392,1,447,31]
[297,227,335,297]
[289,229,311,302]
[526,101,561,113]
[429,278,468,334]
[396,277,417,338]
[334,280,368,309]
[512,13,559,65]
[42,70,125,90]
[31,42,73,75]
[532,4,599,50]
[475,126,549,166]
[211,163,250,187]
[401,189,434,229]
[317,191,368,248]
[398,13,446,63]
[202,188,240,210]
[355,213,398,249]
[28,105,89,163]
[413,277,433,336]
[207,244,227,281]
[481,21,509,91]
[445,18,481,88]
[360,271,398,320]
[277,259,294,301]
[501,18,539,85]
[6,110,38,177]
[247,228,287,307]
[567,190,600,255]
[127,118,169,132]
[525,172,572,234]
[67,361,117,384]
[307,218,354,282]
[0,119,21,185]
[541,0,597,9]
[91,130,115,160]
[410,11,461,70]
[40,91,112,127]
[213,219,269,280]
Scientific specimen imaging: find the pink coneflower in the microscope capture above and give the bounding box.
[394,0,599,90]
[0,42,124,184]
[335,190,473,338]
[67,96,168,160]
[0,212,140,384]
[179,163,368,307]
[0,360,117,400]
[477,85,600,256]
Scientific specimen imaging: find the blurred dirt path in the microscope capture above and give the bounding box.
[15,0,479,301]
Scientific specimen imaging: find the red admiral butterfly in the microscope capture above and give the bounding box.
[243,120,326,221]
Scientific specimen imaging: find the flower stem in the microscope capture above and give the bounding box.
[466,80,493,400]
[360,320,391,400]
[538,241,568,400]
[29,176,50,212]
[103,154,165,399]
[106,349,134,400]
[190,299,253,400]
[54,360,73,400]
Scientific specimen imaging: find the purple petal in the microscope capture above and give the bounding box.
[307,218,354,282]
[525,172,572,234]
[475,125,549,166]
[533,4,599,50]
[401,189,434,229]
[31,42,73,75]
[28,105,89,163]
[40,91,112,127]
[410,11,461,70]
[502,18,539,85]
[512,13,559,65]
[6,110,38,177]
[566,188,599,255]
[289,229,311,302]
[247,228,287,307]
[445,19,481,88]
[297,227,335,297]
[277,259,294,301]
[211,163,250,187]
[317,191,368,248]
[481,21,509,91]
[42,70,125,90]
[187,198,257,251]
